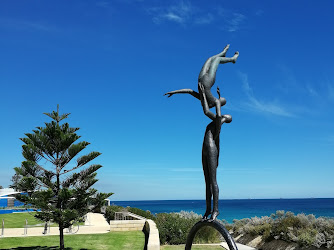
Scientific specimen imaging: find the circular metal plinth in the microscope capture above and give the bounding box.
[185,220,238,250]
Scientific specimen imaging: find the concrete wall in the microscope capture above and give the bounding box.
[110,219,160,250]
[109,219,146,231]
[144,220,160,250]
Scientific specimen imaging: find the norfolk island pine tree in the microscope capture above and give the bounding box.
[10,105,113,250]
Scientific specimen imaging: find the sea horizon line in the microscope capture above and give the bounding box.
[110,197,334,202]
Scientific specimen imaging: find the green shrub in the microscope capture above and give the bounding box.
[231,211,334,248]
[232,218,251,235]
[271,212,300,241]
[104,205,125,223]
[194,225,221,244]
[177,211,221,244]
[105,205,156,222]
[155,211,222,245]
[232,216,272,241]
[224,223,233,231]
[127,207,156,220]
[296,228,317,247]
[155,213,196,244]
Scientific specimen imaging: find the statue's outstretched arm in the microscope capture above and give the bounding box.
[199,84,216,120]
[164,89,200,100]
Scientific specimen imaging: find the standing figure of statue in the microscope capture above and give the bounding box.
[199,83,232,220]
[165,45,238,221]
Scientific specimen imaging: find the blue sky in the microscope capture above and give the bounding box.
[1,0,334,201]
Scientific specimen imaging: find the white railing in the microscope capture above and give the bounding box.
[114,211,146,220]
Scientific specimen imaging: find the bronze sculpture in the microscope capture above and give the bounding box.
[165,45,239,250]
[165,45,238,221]
[165,45,239,249]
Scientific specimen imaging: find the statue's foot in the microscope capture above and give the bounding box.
[202,211,212,221]
[210,211,220,221]
[220,44,230,56]
[232,51,239,63]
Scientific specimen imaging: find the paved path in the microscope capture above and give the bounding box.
[1,213,110,238]
[84,212,109,227]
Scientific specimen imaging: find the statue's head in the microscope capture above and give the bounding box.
[219,97,226,106]
[223,115,232,123]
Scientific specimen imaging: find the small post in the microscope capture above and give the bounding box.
[1,218,4,237]
[43,221,48,235]
[24,218,28,236]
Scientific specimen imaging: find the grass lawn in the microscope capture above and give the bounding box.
[0,231,144,250]
[0,213,84,228]
[161,245,225,250]
[0,212,44,228]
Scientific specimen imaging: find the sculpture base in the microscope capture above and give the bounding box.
[185,220,238,250]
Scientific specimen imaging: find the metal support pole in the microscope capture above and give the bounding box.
[1,218,4,237]
[24,218,28,236]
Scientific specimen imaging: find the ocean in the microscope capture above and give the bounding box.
[112,198,334,223]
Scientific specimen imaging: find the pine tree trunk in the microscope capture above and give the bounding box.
[56,173,65,250]
[59,223,64,250]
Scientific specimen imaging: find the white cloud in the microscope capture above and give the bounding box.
[218,8,246,32]
[239,72,295,117]
[143,3,249,30]
[149,1,192,25]
[227,13,246,32]
[164,12,184,23]
[278,65,334,105]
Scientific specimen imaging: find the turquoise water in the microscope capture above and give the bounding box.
[112,198,334,223]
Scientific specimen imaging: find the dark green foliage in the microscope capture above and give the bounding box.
[90,192,113,213]
[155,211,221,245]
[104,205,127,222]
[10,106,112,250]
[104,205,156,222]
[194,226,221,244]
[127,207,156,220]
[105,206,223,245]
[155,213,196,244]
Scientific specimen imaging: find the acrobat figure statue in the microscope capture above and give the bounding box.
[199,83,232,220]
[164,44,239,119]
[165,45,238,221]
